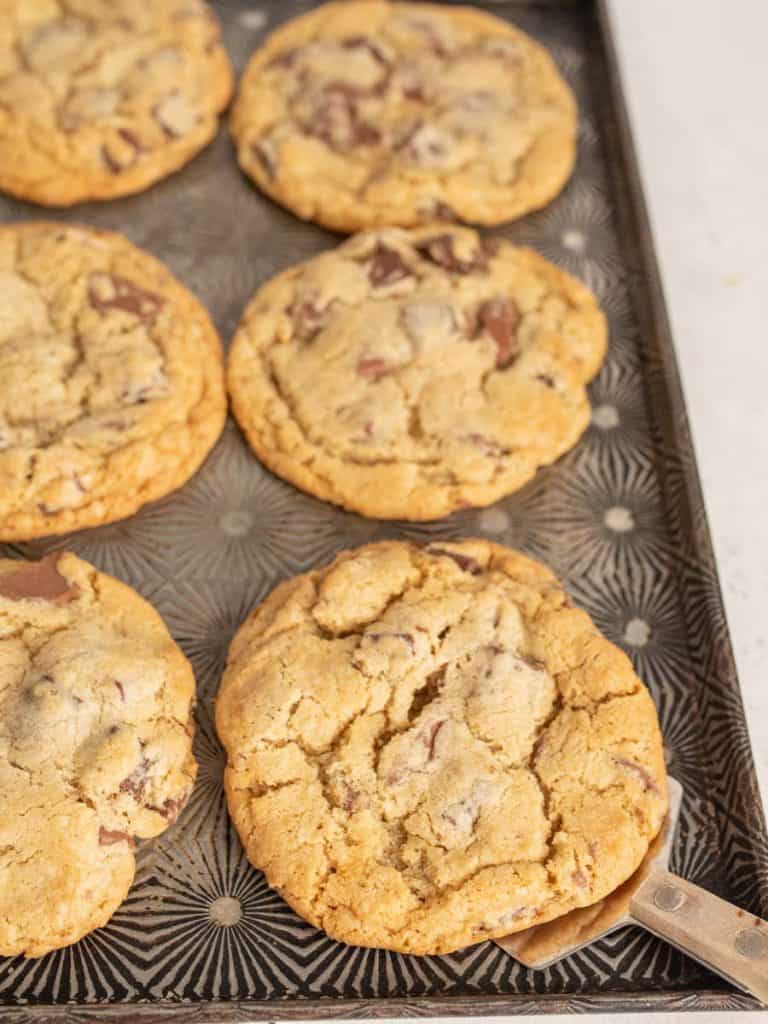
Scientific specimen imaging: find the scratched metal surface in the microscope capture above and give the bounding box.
[0,1,766,1019]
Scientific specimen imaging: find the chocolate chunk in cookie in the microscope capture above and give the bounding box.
[0,553,78,603]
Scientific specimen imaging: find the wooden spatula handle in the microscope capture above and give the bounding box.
[631,869,768,1003]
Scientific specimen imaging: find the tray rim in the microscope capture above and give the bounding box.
[3,0,767,1017]
[0,987,760,1023]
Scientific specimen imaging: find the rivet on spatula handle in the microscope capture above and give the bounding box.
[631,869,768,1004]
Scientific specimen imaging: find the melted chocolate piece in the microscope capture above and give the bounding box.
[98,826,133,847]
[427,547,483,575]
[119,757,151,800]
[422,720,445,759]
[118,128,142,152]
[101,135,139,172]
[101,146,124,173]
[476,297,521,369]
[481,237,501,259]
[341,36,390,65]
[147,795,186,822]
[252,141,277,178]
[430,200,458,221]
[415,234,490,274]
[357,357,392,380]
[403,83,426,102]
[352,119,381,145]
[342,785,363,812]
[290,298,331,341]
[536,373,556,389]
[0,554,78,604]
[519,653,547,672]
[367,631,416,652]
[309,85,381,149]
[466,433,512,458]
[368,243,413,286]
[267,47,299,69]
[323,80,369,101]
[88,274,164,322]
[614,757,661,794]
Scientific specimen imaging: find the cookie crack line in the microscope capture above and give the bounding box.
[4,280,170,457]
[264,359,443,472]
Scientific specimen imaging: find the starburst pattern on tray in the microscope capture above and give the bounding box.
[586,359,653,454]
[183,705,228,836]
[510,181,623,298]
[152,575,270,699]
[565,561,691,689]
[145,421,338,581]
[547,449,675,578]
[138,821,315,999]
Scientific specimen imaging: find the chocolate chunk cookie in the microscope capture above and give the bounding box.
[0,222,227,540]
[0,552,197,957]
[0,0,232,206]
[231,1,576,231]
[227,225,606,520]
[216,540,668,955]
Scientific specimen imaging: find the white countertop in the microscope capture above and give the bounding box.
[367,1,768,1022]
[610,0,768,819]
[530,3,768,1020]
[530,2,768,1020]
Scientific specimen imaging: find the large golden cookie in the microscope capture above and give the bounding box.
[216,541,668,955]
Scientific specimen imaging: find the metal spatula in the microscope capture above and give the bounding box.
[495,779,768,1003]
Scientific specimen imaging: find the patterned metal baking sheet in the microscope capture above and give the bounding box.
[1,0,766,1018]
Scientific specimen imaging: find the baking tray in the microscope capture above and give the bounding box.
[1,0,766,1018]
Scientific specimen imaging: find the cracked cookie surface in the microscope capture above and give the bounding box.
[231,1,576,232]
[0,552,197,957]
[0,0,232,206]
[216,540,667,955]
[227,225,606,520]
[0,221,227,540]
